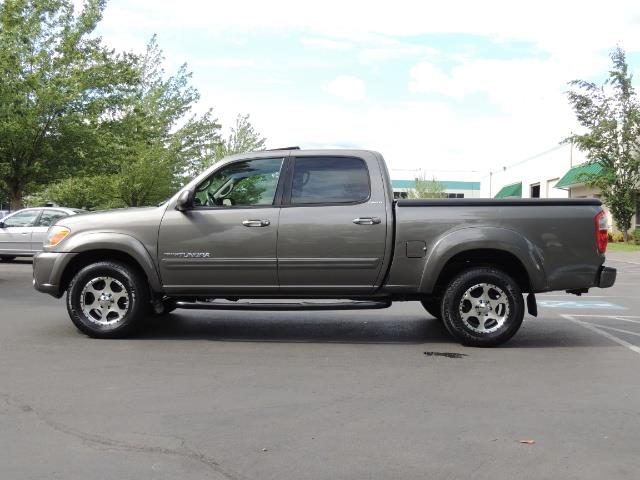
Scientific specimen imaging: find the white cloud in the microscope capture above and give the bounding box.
[192,58,256,68]
[302,37,352,50]
[322,76,367,101]
[94,0,640,181]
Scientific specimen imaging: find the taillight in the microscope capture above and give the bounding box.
[595,210,608,254]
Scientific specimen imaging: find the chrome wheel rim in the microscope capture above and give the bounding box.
[459,282,510,334]
[80,276,130,326]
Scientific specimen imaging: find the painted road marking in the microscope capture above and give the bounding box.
[562,314,640,356]
[538,300,626,310]
[586,324,640,338]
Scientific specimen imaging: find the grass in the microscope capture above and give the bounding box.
[608,242,640,252]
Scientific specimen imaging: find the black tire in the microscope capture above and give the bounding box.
[155,297,177,316]
[66,261,150,338]
[442,267,524,347]
[0,256,16,262]
[420,298,442,320]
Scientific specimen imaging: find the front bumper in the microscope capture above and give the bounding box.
[32,251,77,298]
[597,266,617,288]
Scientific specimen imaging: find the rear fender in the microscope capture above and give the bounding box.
[418,227,547,294]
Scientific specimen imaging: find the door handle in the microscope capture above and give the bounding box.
[242,219,271,227]
[353,217,381,225]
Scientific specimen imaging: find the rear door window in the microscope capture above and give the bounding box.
[290,157,370,205]
[37,210,69,227]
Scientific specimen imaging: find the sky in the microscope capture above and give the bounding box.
[89,0,640,181]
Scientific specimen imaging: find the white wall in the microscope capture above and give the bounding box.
[482,143,585,199]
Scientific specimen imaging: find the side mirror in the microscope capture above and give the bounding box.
[175,190,194,212]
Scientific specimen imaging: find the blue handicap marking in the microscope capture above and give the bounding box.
[538,300,627,310]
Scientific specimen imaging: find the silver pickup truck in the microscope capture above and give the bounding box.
[33,149,616,346]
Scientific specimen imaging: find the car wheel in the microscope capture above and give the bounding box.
[66,261,150,338]
[442,267,524,347]
[420,298,442,320]
[0,256,16,262]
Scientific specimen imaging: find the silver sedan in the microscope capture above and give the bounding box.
[0,207,84,261]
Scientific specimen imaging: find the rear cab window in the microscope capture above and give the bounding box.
[290,156,370,205]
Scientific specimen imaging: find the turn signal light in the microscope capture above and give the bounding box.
[595,210,608,254]
[45,226,71,247]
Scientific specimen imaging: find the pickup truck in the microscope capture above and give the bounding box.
[32,149,616,346]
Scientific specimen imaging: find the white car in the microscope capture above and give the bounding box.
[0,207,84,261]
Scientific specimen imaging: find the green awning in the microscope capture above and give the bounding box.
[555,162,603,188]
[494,182,522,198]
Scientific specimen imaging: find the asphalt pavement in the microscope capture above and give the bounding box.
[1,254,639,480]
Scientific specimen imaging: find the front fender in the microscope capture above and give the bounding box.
[418,226,547,293]
[56,232,162,292]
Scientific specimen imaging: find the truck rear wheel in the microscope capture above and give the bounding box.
[66,261,149,338]
[442,267,524,347]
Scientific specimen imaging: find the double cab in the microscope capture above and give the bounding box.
[33,149,616,346]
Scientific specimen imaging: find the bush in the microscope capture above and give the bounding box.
[610,231,625,243]
[634,228,640,245]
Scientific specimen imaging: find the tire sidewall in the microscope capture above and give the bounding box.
[442,268,524,347]
[66,261,147,338]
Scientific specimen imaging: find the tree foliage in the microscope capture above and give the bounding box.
[1,1,265,211]
[212,114,266,165]
[0,0,137,209]
[567,47,640,241]
[408,175,447,199]
[105,36,221,206]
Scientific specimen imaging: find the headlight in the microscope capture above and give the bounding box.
[45,226,71,247]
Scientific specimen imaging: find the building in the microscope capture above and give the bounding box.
[391,179,481,199]
[489,144,638,232]
[486,143,575,200]
[555,162,638,232]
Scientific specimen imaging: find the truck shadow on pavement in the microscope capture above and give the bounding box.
[130,311,614,348]
[138,312,454,344]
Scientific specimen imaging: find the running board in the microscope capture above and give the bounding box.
[174,299,392,311]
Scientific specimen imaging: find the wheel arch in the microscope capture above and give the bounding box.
[58,233,162,295]
[419,227,547,295]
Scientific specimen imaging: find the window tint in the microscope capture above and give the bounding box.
[3,210,40,227]
[37,210,68,227]
[291,157,370,204]
[195,158,283,207]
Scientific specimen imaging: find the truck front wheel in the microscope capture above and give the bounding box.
[442,267,524,347]
[66,261,150,338]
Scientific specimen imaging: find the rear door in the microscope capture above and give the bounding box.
[0,209,42,255]
[31,210,71,252]
[277,154,388,293]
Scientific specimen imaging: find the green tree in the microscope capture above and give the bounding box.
[0,0,138,209]
[106,36,221,206]
[567,47,640,241]
[408,175,447,199]
[212,114,266,164]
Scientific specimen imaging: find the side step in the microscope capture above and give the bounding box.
[174,299,392,311]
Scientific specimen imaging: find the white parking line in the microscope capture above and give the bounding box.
[561,314,640,356]
[582,324,640,338]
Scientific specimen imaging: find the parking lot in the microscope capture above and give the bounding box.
[1,254,639,480]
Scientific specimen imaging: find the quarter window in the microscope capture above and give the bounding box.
[195,158,284,207]
[291,157,370,204]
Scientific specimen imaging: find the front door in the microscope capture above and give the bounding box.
[0,209,41,256]
[277,155,388,293]
[158,157,285,295]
